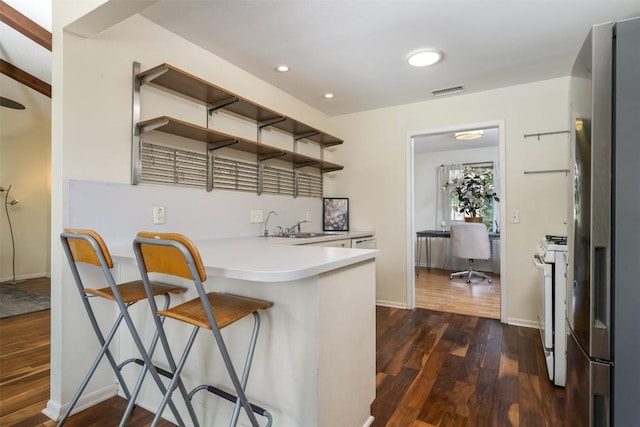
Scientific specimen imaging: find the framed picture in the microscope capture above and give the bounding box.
[323,198,349,231]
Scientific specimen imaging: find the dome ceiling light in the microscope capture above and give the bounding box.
[454,130,485,141]
[407,49,442,67]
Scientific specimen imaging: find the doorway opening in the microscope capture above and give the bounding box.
[406,121,507,321]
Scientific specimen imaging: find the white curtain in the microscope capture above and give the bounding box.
[436,163,462,231]
[435,164,461,269]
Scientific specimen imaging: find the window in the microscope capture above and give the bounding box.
[448,164,497,231]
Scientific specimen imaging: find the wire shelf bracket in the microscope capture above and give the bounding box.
[523,130,570,140]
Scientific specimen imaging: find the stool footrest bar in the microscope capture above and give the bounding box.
[118,357,140,370]
[191,384,270,417]
[132,359,175,380]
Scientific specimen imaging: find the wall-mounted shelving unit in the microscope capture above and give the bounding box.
[132,62,343,196]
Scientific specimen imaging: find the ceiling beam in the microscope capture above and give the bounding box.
[0,59,51,98]
[0,0,52,51]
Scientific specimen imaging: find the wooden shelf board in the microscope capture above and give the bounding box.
[274,149,343,173]
[270,118,343,147]
[138,116,236,145]
[138,63,343,148]
[137,116,342,172]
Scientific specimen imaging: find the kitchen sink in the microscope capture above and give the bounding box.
[260,232,339,238]
[286,232,335,238]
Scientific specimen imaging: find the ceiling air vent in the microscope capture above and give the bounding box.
[432,85,465,97]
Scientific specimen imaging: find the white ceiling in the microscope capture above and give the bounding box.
[0,0,51,138]
[2,1,639,120]
[414,127,499,154]
[139,0,640,116]
[0,0,52,86]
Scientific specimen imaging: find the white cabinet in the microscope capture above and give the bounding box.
[305,239,351,248]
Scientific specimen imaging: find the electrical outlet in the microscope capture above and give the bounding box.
[153,206,166,225]
[306,211,312,222]
[250,209,264,223]
[510,210,520,224]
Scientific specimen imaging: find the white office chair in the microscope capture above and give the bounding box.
[449,223,492,283]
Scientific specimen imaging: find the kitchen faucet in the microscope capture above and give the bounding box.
[264,210,277,237]
[286,220,308,234]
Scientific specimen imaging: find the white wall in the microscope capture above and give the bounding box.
[0,76,51,282]
[49,5,341,417]
[67,180,322,244]
[326,78,570,324]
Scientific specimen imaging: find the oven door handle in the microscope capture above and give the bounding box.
[532,254,546,268]
[532,254,552,275]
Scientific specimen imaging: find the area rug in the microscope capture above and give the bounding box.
[0,283,51,318]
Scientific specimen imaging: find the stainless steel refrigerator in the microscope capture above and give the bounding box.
[566,17,640,427]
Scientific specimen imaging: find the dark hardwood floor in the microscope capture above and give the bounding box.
[373,306,565,427]
[1,278,565,426]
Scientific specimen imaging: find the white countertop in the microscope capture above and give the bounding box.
[110,232,378,283]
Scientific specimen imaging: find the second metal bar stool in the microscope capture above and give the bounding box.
[58,229,192,426]
[133,232,273,427]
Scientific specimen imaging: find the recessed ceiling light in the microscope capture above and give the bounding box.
[275,64,290,72]
[324,93,334,99]
[407,49,442,67]
[454,130,484,141]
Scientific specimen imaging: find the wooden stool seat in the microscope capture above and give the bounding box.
[86,280,184,304]
[159,292,273,330]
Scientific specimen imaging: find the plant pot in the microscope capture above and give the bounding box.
[464,216,483,223]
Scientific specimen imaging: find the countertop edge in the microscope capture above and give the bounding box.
[203,251,378,282]
[111,233,378,283]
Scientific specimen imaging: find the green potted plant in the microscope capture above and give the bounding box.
[446,167,499,222]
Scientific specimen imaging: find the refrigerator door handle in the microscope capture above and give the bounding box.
[591,245,610,360]
[589,17,612,362]
[593,246,608,329]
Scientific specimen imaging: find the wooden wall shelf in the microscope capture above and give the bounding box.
[132,62,344,194]
[137,116,343,173]
[137,63,343,147]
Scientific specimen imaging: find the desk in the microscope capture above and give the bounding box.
[416,229,500,274]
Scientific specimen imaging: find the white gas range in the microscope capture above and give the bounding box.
[532,235,568,387]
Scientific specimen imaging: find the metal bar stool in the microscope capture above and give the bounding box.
[58,229,194,426]
[133,232,273,427]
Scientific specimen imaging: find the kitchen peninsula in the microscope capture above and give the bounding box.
[108,235,378,427]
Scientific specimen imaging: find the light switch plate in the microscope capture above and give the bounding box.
[510,210,520,224]
[250,209,264,223]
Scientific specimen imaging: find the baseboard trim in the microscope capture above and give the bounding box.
[507,317,538,328]
[376,299,407,309]
[0,272,50,283]
[43,384,118,421]
[42,399,61,421]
